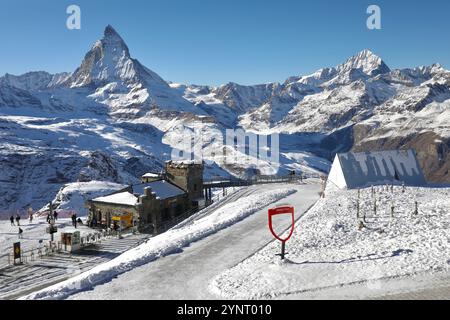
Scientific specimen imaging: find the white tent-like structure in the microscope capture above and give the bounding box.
[327,149,427,190]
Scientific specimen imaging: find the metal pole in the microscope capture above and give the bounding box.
[281,241,286,260]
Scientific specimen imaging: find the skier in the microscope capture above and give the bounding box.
[18,227,23,239]
[53,211,58,221]
[10,215,15,226]
[15,214,21,226]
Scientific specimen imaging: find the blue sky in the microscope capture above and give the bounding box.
[0,0,449,86]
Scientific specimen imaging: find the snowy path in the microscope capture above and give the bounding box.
[68,182,321,300]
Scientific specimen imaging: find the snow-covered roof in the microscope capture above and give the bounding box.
[329,149,426,189]
[142,172,160,178]
[166,160,202,165]
[133,180,186,200]
[92,191,138,206]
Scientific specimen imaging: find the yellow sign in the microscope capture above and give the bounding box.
[13,242,21,260]
[112,213,133,228]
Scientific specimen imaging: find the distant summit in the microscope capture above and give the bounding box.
[337,49,391,76]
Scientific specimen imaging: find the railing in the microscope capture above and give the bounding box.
[157,186,242,233]
[203,174,317,188]
[0,228,136,269]
[158,207,199,233]
[1,241,63,267]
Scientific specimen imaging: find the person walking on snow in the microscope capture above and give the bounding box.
[53,211,58,221]
[18,227,23,239]
[15,214,21,226]
[71,213,77,229]
[10,215,15,226]
[28,207,33,224]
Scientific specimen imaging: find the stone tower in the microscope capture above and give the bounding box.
[165,161,204,200]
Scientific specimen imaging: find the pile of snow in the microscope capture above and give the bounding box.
[21,187,297,300]
[39,181,127,217]
[210,185,450,299]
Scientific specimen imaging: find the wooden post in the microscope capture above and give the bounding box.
[391,202,395,219]
[363,205,367,223]
[356,199,360,220]
[413,201,419,216]
[374,198,377,216]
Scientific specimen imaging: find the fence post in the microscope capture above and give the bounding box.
[356,199,360,220]
[391,202,395,219]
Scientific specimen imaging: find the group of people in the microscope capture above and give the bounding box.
[9,214,21,226]
[10,214,24,239]
[11,209,83,240]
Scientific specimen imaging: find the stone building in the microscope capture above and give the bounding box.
[164,160,204,201]
[87,161,204,234]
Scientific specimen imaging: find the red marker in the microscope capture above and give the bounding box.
[268,205,295,260]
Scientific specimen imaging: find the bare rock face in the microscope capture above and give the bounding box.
[77,151,119,183]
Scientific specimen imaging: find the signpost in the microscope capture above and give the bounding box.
[268,205,295,260]
[13,242,21,265]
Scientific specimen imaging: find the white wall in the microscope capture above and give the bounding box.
[327,155,347,189]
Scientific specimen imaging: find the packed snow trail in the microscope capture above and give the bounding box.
[54,182,320,300]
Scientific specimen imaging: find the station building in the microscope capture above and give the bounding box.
[86,161,204,234]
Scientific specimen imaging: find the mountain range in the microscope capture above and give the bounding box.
[0,25,449,213]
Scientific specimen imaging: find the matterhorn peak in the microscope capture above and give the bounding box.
[66,25,138,87]
[102,25,127,45]
[104,25,120,37]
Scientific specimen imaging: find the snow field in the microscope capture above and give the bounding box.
[210,185,450,299]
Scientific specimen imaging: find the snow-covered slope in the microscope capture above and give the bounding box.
[211,185,450,299]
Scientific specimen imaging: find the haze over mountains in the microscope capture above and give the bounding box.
[0,25,449,212]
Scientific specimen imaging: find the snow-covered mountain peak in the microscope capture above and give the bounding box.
[337,49,390,76]
[66,25,142,88]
